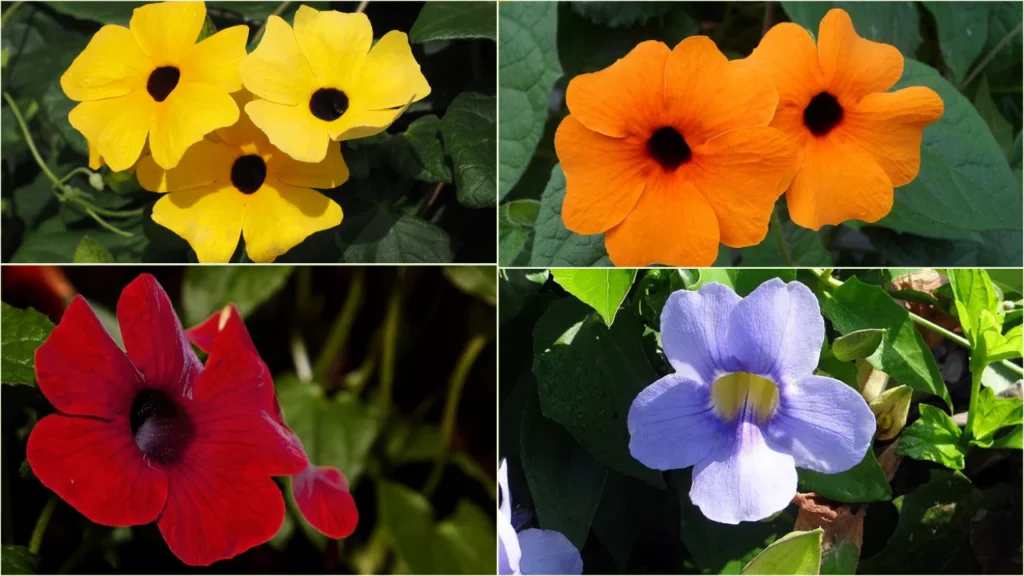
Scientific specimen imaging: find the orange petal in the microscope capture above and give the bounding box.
[554,115,652,234]
[686,127,800,247]
[564,40,670,138]
[840,86,944,187]
[605,172,720,266]
[786,135,893,230]
[818,9,903,105]
[664,36,778,146]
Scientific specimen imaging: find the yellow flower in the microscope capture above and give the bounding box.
[239,5,431,163]
[60,1,248,171]
[136,92,348,263]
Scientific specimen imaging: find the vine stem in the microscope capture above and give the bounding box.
[378,275,403,426]
[355,0,369,14]
[960,21,1023,90]
[313,269,365,382]
[3,91,63,188]
[961,368,984,446]
[770,209,794,266]
[29,494,58,555]
[1,1,23,27]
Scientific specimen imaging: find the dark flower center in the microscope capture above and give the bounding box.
[804,92,843,136]
[147,67,180,103]
[647,127,691,170]
[130,389,193,464]
[309,88,349,121]
[231,155,267,194]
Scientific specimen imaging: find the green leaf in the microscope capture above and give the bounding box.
[922,2,990,84]
[499,1,562,198]
[1,545,38,574]
[46,2,145,25]
[798,451,892,503]
[521,388,607,548]
[389,115,452,184]
[181,266,293,326]
[822,278,952,409]
[342,213,454,263]
[434,500,497,574]
[741,529,823,575]
[529,165,611,266]
[740,221,831,266]
[974,76,1015,159]
[831,329,885,362]
[12,226,147,264]
[440,92,496,208]
[378,481,438,573]
[73,236,115,263]
[780,1,922,56]
[820,539,860,575]
[987,424,1022,449]
[1,303,55,386]
[969,385,1023,448]
[550,269,636,327]
[898,405,966,470]
[409,1,496,42]
[571,2,673,27]
[948,268,1002,344]
[499,201,538,265]
[444,266,496,306]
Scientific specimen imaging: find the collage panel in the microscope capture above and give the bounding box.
[1,265,496,572]
[498,1,1024,268]
[500,267,1023,574]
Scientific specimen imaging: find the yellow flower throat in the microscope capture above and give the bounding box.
[711,372,780,423]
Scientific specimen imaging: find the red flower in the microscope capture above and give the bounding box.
[187,305,359,540]
[27,274,307,566]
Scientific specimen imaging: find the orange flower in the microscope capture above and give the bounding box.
[554,38,800,266]
[737,9,944,230]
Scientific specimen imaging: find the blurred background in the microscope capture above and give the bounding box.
[1,265,497,573]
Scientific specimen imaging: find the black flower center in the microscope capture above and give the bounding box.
[231,155,267,194]
[803,92,844,136]
[309,88,349,121]
[147,67,180,103]
[647,127,691,170]
[130,389,193,464]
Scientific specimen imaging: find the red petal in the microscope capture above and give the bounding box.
[185,305,256,356]
[35,296,142,418]
[27,414,167,526]
[293,465,359,539]
[117,274,201,397]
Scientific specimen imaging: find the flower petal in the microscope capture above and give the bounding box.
[267,140,349,189]
[554,115,650,234]
[216,90,273,148]
[766,375,875,473]
[242,181,343,263]
[27,414,168,526]
[841,86,944,187]
[498,459,522,574]
[786,134,893,229]
[628,374,721,470]
[564,40,670,138]
[129,1,205,64]
[817,9,903,105]
[35,296,142,418]
[687,127,799,247]
[690,419,797,524]
[660,284,741,382]
[518,528,583,575]
[137,140,236,193]
[184,304,254,356]
[327,104,408,142]
[726,278,824,386]
[292,465,359,539]
[294,10,372,88]
[151,184,246,263]
[180,25,249,92]
[245,99,331,163]
[604,173,720,267]
[69,91,155,172]
[351,31,430,109]
[116,273,202,396]
[239,16,317,106]
[149,82,239,170]
[664,36,778,146]
[60,25,152,101]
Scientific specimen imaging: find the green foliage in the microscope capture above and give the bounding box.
[550,268,637,326]
[410,1,496,42]
[781,1,922,55]
[922,2,990,84]
[181,266,293,326]
[440,92,497,208]
[444,266,496,306]
[830,329,885,362]
[1,303,55,386]
[72,236,114,263]
[531,165,610,266]
[1,546,38,575]
[899,405,967,470]
[968,385,1023,449]
[797,451,892,503]
[390,115,452,185]
[740,529,822,575]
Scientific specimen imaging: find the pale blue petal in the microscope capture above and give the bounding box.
[628,374,724,471]
[661,283,741,383]
[498,459,522,574]
[519,528,583,575]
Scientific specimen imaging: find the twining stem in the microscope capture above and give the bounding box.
[761,1,773,37]
[313,269,365,382]
[423,333,489,497]
[1,1,23,27]
[355,0,370,14]
[960,21,1023,90]
[961,368,984,446]
[770,209,795,267]
[3,91,63,189]
[28,494,58,555]
[378,277,403,426]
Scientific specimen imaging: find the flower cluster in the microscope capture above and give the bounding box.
[556,8,943,266]
[60,1,429,262]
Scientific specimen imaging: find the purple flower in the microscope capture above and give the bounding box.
[628,279,875,524]
[499,460,583,575]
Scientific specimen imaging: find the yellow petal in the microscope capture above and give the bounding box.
[327,102,408,141]
[130,1,205,64]
[151,184,247,263]
[69,91,156,172]
[137,140,237,193]
[87,140,104,170]
[216,90,273,149]
[180,25,250,92]
[239,16,317,106]
[245,99,330,162]
[351,31,430,110]
[242,181,343,262]
[149,83,239,170]
[295,10,372,88]
[293,4,320,30]
[268,140,349,189]
[60,25,153,101]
